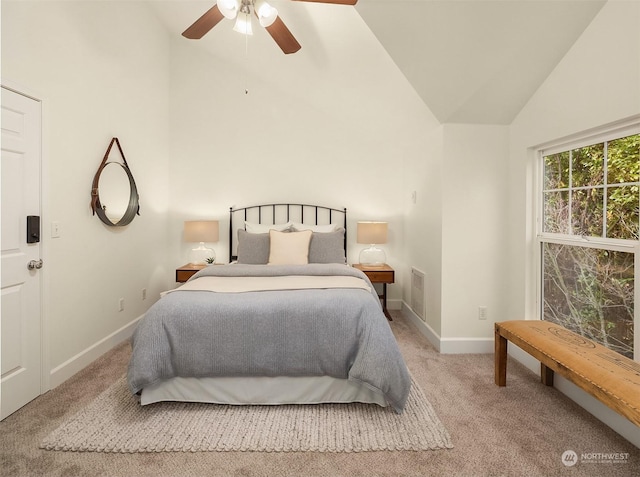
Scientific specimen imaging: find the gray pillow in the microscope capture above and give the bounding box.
[308,228,346,264]
[236,230,270,264]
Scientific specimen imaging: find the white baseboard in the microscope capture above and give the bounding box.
[401,302,441,350]
[49,315,142,389]
[401,302,493,354]
[440,337,494,354]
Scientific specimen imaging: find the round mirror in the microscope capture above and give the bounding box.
[98,163,130,222]
[90,137,140,227]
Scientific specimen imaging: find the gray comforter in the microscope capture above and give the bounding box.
[127,264,410,412]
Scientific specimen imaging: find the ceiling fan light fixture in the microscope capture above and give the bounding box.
[184,0,359,54]
[218,0,240,19]
[233,11,253,35]
[255,0,278,28]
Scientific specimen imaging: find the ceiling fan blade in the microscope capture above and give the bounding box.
[265,17,302,54]
[291,0,358,5]
[182,5,225,39]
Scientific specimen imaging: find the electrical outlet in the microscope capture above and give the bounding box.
[119,298,125,312]
[478,306,488,320]
[142,288,147,300]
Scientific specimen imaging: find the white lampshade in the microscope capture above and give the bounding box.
[184,220,219,243]
[255,0,278,27]
[357,222,388,267]
[184,221,219,265]
[218,0,240,19]
[357,221,388,245]
[233,12,253,35]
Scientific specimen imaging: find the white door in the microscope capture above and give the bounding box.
[1,86,43,420]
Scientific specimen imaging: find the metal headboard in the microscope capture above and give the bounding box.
[229,203,347,262]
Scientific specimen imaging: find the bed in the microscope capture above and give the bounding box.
[127,204,411,412]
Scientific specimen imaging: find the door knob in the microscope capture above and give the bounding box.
[27,259,43,270]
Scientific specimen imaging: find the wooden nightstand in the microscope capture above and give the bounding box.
[352,263,395,320]
[175,263,206,283]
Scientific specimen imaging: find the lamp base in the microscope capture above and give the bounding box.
[189,243,215,265]
[359,245,386,267]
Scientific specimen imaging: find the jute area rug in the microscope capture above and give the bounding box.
[40,376,453,453]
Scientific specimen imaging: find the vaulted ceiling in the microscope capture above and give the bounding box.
[355,0,606,124]
[150,0,607,125]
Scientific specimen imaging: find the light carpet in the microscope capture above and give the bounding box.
[40,376,453,453]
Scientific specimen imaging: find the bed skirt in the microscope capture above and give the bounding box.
[140,375,389,408]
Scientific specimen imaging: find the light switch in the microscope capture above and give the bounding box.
[51,221,61,238]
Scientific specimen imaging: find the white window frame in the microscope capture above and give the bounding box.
[535,119,640,362]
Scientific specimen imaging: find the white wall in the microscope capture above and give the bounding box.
[406,1,640,353]
[403,123,510,349]
[1,1,172,382]
[1,0,439,385]
[508,0,640,323]
[441,124,509,340]
[508,0,640,445]
[166,4,438,305]
[403,125,443,335]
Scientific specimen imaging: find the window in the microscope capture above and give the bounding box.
[538,129,640,360]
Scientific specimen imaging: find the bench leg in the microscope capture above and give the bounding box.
[495,329,507,386]
[541,363,554,386]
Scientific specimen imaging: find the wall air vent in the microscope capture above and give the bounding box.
[411,267,426,321]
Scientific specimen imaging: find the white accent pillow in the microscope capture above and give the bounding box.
[268,230,312,265]
[245,221,292,234]
[292,222,339,233]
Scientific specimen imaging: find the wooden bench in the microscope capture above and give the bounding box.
[495,320,640,427]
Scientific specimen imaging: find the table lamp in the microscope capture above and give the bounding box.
[357,221,388,267]
[184,220,219,265]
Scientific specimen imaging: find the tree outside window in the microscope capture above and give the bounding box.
[541,133,639,359]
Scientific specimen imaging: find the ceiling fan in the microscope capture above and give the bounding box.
[182,0,358,54]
